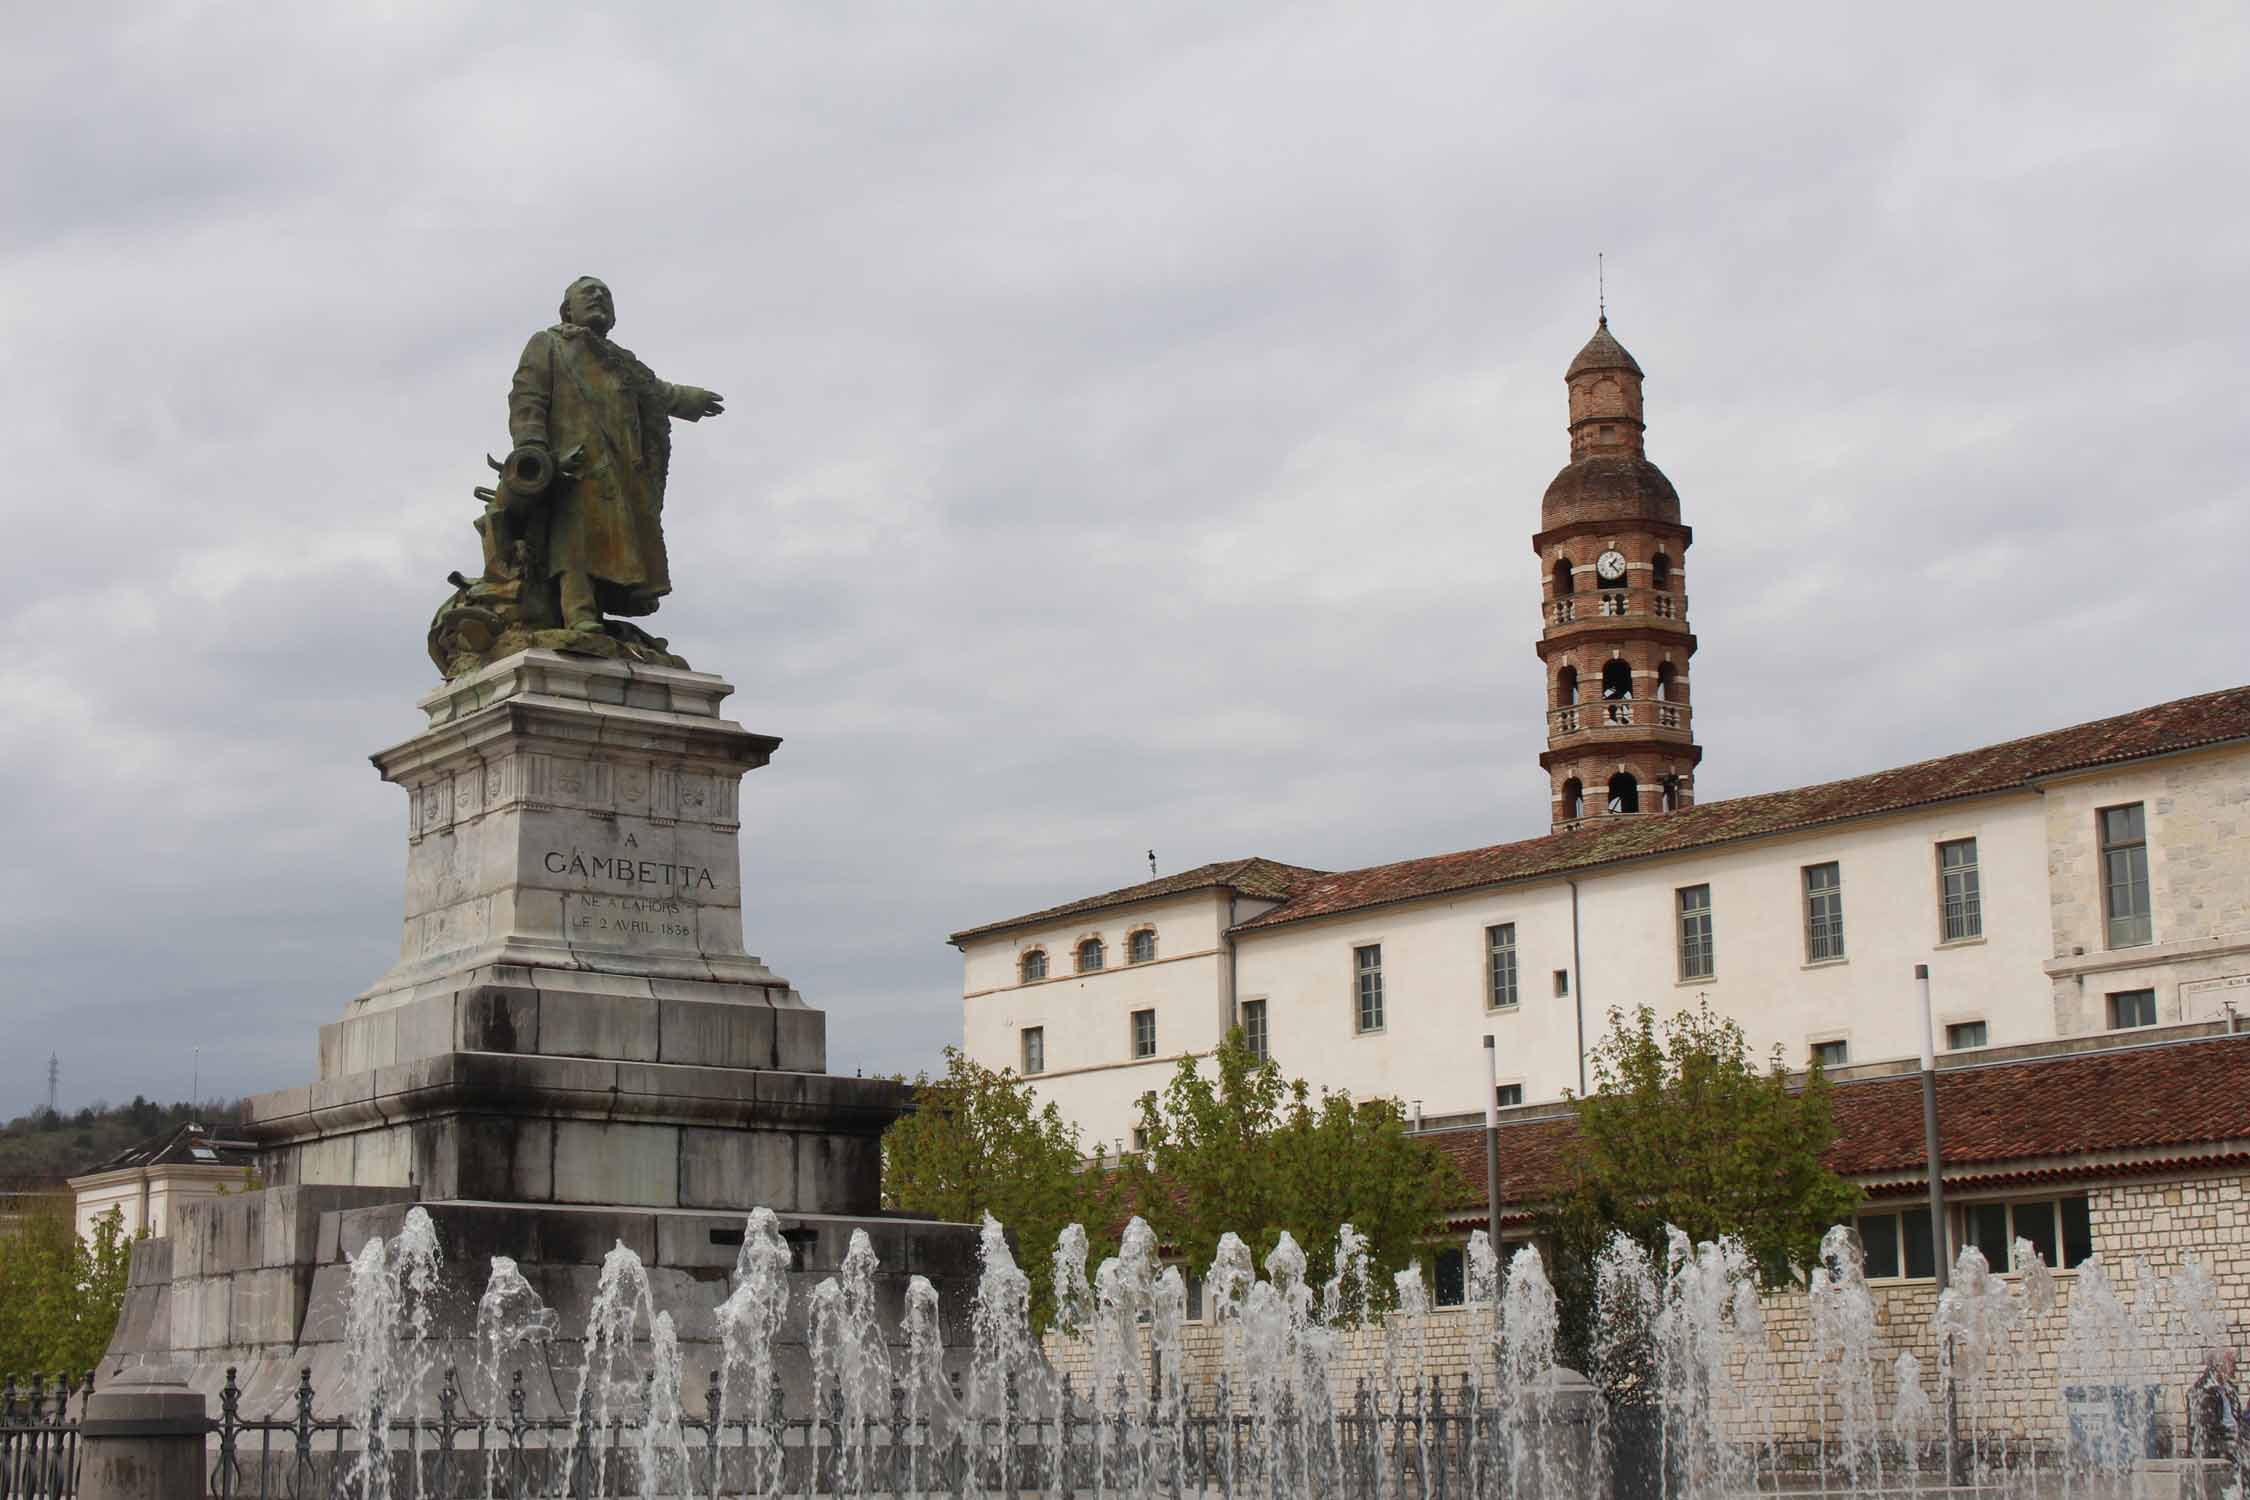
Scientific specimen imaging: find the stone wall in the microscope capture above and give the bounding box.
[1043,1168,2250,1451]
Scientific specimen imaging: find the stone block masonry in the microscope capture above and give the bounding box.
[102,648,984,1416]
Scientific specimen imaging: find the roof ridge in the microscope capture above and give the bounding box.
[1236,680,2250,932]
[949,853,1328,944]
[1687,681,2250,815]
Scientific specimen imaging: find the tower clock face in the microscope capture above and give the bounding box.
[1596,549,1628,582]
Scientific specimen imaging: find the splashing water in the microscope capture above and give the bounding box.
[342,1206,442,1500]
[714,1206,793,1497]
[473,1255,556,1498]
[968,1213,1035,1494]
[308,1204,2241,1497]
[1811,1222,1883,1488]
[1050,1221,1093,1339]
[563,1239,661,1498]
[1497,1244,1562,1498]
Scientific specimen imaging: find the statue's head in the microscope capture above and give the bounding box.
[560,276,615,336]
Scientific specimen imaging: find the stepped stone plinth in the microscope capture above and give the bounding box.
[103,650,978,1410]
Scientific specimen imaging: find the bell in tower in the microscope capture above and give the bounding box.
[1532,316,1702,831]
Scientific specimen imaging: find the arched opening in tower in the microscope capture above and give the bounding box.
[1652,552,1672,592]
[1561,778,1584,821]
[1552,556,1575,596]
[1602,660,1634,700]
[1661,774,1682,813]
[1657,662,1678,703]
[1608,772,1640,815]
[1557,665,1579,706]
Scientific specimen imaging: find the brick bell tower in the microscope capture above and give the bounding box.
[1533,316,1700,829]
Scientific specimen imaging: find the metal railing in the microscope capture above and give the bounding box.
[0,1374,90,1499]
[4,1365,1590,1499]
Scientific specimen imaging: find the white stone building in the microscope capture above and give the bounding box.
[951,319,2250,1154]
[68,1122,260,1241]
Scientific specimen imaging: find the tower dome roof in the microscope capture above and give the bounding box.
[1565,318,1643,380]
[1541,453,1680,529]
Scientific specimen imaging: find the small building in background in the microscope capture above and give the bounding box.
[68,1122,258,1240]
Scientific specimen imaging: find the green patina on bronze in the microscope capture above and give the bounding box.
[429,277,726,678]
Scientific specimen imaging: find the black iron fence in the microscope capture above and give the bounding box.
[2,1366,1588,1499]
[0,1375,87,1499]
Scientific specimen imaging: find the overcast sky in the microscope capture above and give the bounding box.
[3,4,2245,1119]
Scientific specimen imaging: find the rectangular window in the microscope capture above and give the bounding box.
[1945,1020,1988,1050]
[1855,1207,1937,1279]
[1239,999,1269,1063]
[2107,988,2157,1029]
[1020,1027,1045,1075]
[1487,923,1519,1009]
[1677,885,1714,980]
[2016,1200,2060,1271]
[1963,1197,2094,1271]
[2061,1196,2094,1268]
[2100,803,2152,948]
[1901,1205,1936,1280]
[1433,1246,1467,1308]
[1553,969,1570,998]
[1354,945,1385,1033]
[1858,1212,1901,1280]
[1811,1039,1849,1069]
[1803,862,1845,962]
[1865,1197,2092,1279]
[1131,1009,1157,1058]
[1131,1125,1149,1153]
[1938,838,1982,942]
[1494,1083,1524,1108]
[1964,1202,2009,1268]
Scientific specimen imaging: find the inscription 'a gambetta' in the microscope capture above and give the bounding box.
[544,848,720,890]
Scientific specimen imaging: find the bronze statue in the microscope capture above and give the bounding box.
[428,277,726,677]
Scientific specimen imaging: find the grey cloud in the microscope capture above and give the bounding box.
[2,2,2245,1113]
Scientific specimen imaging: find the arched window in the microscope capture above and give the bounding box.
[1020,949,1048,983]
[1128,928,1156,964]
[1557,665,1580,706]
[1657,662,1677,703]
[1651,552,1672,592]
[1076,937,1106,973]
[1661,774,1682,813]
[1552,557,1575,597]
[1561,778,1584,821]
[1602,660,1634,700]
[1608,773,1640,814]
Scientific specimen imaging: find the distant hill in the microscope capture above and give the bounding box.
[0,1097,246,1189]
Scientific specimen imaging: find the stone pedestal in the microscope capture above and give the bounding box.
[76,1377,208,1500]
[349,650,800,1036]
[102,650,979,1414]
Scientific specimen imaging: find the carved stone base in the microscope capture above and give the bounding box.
[352,650,796,1041]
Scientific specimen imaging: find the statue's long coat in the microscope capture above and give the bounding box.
[508,324,703,606]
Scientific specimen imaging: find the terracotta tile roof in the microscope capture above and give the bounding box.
[1238,683,2250,933]
[949,857,1329,945]
[1419,1033,2250,1227]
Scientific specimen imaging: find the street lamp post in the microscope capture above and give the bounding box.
[1482,1035,1502,1254]
[1918,962,1961,1485]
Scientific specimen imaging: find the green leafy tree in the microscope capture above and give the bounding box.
[1120,1029,1455,1309]
[0,1202,137,1377]
[881,1047,1120,1328]
[1547,1002,1861,1376]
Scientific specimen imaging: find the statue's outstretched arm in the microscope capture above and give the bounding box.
[509,332,555,447]
[659,380,726,421]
